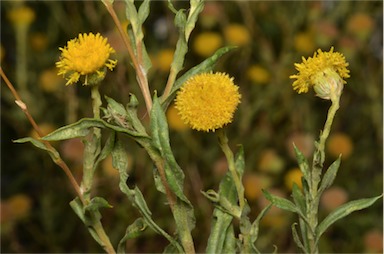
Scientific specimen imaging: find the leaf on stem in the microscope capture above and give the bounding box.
[111,137,183,252]
[293,144,311,184]
[291,223,307,253]
[291,183,306,214]
[316,194,383,242]
[262,189,298,213]
[249,203,272,253]
[317,155,341,196]
[13,137,59,161]
[117,218,147,253]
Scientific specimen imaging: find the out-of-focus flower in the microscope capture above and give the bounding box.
[320,186,348,212]
[29,123,57,140]
[193,32,223,57]
[284,168,303,190]
[363,229,383,253]
[327,132,354,158]
[213,157,228,179]
[294,32,316,54]
[199,2,222,29]
[154,49,174,72]
[286,132,315,159]
[313,21,339,47]
[346,13,374,41]
[39,68,64,93]
[7,6,35,27]
[243,173,272,201]
[224,24,251,47]
[0,44,4,63]
[290,47,350,100]
[166,103,189,131]
[175,72,241,132]
[30,32,49,52]
[1,194,32,223]
[56,33,117,86]
[246,64,271,85]
[61,138,84,163]
[258,149,285,174]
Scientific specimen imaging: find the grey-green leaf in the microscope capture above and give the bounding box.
[293,144,310,184]
[316,194,383,242]
[262,189,298,213]
[117,218,147,253]
[13,137,60,161]
[291,183,306,214]
[318,156,341,195]
[291,223,307,253]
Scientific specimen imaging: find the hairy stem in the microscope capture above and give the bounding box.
[217,129,245,210]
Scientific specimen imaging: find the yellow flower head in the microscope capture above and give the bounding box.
[56,33,117,86]
[8,6,35,27]
[175,72,241,132]
[290,47,350,100]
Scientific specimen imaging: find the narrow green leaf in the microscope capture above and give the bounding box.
[185,0,204,39]
[249,203,272,251]
[316,194,383,241]
[150,96,192,206]
[84,197,113,213]
[291,223,307,253]
[13,137,59,161]
[291,183,306,214]
[137,0,150,26]
[41,118,149,142]
[222,224,236,254]
[262,189,298,213]
[111,138,183,252]
[69,197,86,224]
[117,218,147,253]
[95,132,116,168]
[293,144,310,183]
[318,156,341,195]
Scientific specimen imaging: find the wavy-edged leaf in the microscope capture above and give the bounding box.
[41,118,149,142]
[117,218,147,253]
[316,194,383,241]
[318,156,341,195]
[13,137,59,161]
[111,137,183,252]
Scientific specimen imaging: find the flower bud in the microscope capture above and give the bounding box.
[312,68,344,101]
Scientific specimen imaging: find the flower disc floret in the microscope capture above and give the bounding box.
[290,47,350,94]
[175,72,241,132]
[56,32,117,86]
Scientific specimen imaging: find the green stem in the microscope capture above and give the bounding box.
[217,129,245,210]
[306,96,340,254]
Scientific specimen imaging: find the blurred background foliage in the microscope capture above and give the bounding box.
[1,1,383,253]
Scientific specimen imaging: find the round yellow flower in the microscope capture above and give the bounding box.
[166,104,189,131]
[247,64,271,85]
[290,47,350,98]
[56,33,117,86]
[175,72,241,132]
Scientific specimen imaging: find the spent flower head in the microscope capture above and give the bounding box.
[175,72,241,132]
[290,47,350,100]
[56,32,117,86]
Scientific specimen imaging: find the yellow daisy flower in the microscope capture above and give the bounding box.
[56,33,117,86]
[290,47,350,100]
[175,72,241,132]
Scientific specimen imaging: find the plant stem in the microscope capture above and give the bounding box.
[306,96,340,254]
[0,67,84,204]
[217,129,245,210]
[142,143,195,254]
[102,0,152,114]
